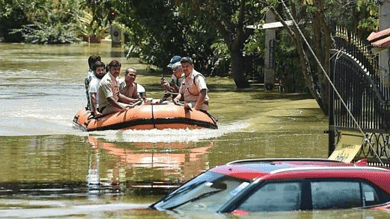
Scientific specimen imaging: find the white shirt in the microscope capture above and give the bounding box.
[88,75,101,108]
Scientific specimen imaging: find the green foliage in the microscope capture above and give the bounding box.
[264,0,379,94]
[356,0,378,31]
[11,22,80,44]
[173,0,266,86]
[275,30,306,93]
[0,0,82,43]
[323,0,377,37]
[0,0,29,41]
[81,0,115,25]
[73,9,110,42]
[0,0,382,89]
[113,0,219,74]
[244,28,265,57]
[80,0,115,40]
[358,17,378,32]
[210,41,231,76]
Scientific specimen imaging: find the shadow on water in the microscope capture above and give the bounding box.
[251,92,314,101]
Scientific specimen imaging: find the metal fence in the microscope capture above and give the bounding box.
[329,27,390,158]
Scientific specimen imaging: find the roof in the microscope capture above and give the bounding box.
[247,20,310,30]
[367,28,390,48]
[210,158,390,181]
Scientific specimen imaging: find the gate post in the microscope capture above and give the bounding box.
[379,0,390,87]
[264,10,276,91]
[111,25,123,48]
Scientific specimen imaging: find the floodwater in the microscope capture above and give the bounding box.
[1,42,386,218]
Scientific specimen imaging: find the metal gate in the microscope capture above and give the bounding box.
[329,27,390,160]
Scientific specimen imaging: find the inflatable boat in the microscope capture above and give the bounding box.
[73,103,218,131]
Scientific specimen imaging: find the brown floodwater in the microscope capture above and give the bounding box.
[1,42,386,218]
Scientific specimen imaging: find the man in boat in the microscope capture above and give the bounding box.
[89,61,106,118]
[161,55,183,95]
[173,57,209,111]
[84,55,101,110]
[98,60,133,115]
[119,68,143,104]
[161,62,185,102]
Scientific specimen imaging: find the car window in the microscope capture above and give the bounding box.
[153,171,223,210]
[153,171,249,212]
[236,182,302,212]
[362,182,381,206]
[176,177,249,212]
[311,181,361,209]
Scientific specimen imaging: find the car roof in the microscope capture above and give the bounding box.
[210,158,390,181]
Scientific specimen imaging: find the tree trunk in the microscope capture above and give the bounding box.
[208,0,251,89]
[317,15,331,116]
[231,50,250,88]
[269,4,327,115]
[290,3,326,114]
[293,28,323,109]
[312,0,331,116]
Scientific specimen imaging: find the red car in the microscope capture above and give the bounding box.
[151,158,390,215]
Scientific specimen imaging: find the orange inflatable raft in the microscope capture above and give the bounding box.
[73,104,218,131]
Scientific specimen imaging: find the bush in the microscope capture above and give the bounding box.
[11,22,80,44]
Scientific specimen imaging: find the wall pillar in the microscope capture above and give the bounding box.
[111,25,123,48]
[379,1,390,87]
[264,10,276,91]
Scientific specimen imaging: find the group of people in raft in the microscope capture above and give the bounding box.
[84,55,210,118]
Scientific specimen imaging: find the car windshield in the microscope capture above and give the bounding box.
[152,171,250,212]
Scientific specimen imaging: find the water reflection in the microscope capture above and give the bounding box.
[0,135,213,199]
[224,209,390,219]
[86,136,213,197]
[0,42,350,218]
[0,135,89,197]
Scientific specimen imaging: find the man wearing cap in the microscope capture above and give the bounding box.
[98,60,132,115]
[161,55,184,94]
[173,57,209,111]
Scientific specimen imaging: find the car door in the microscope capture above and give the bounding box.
[231,181,304,212]
[309,179,388,210]
[226,179,390,213]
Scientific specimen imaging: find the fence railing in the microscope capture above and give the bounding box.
[330,27,390,133]
[329,27,390,159]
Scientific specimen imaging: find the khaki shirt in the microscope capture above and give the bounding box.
[98,72,119,109]
[179,69,209,103]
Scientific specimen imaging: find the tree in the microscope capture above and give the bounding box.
[1,0,82,43]
[112,0,218,73]
[175,0,265,88]
[265,2,326,114]
[79,0,115,42]
[264,0,378,115]
[0,0,30,42]
[112,0,265,85]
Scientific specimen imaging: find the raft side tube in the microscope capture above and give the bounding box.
[73,104,218,131]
